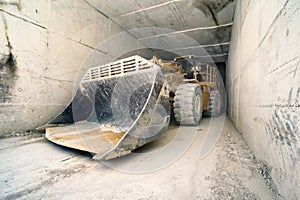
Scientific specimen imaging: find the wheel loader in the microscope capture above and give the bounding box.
[40,55,224,160]
[153,55,224,124]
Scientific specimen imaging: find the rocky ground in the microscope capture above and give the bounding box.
[0,118,279,199]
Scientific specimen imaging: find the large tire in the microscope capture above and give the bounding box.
[174,84,203,125]
[208,90,222,117]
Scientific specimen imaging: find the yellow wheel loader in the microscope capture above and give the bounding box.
[154,55,224,125]
[41,55,224,160]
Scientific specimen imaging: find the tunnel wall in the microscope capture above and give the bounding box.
[0,0,127,134]
[227,0,300,198]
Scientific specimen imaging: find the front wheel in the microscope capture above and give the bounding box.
[173,84,203,125]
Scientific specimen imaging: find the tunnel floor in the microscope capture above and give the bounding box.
[0,117,276,199]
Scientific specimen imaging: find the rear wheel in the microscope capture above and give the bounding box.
[208,90,222,117]
[174,84,203,125]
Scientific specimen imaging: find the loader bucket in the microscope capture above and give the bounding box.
[43,55,170,160]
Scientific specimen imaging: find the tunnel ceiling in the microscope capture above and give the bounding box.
[86,0,236,62]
